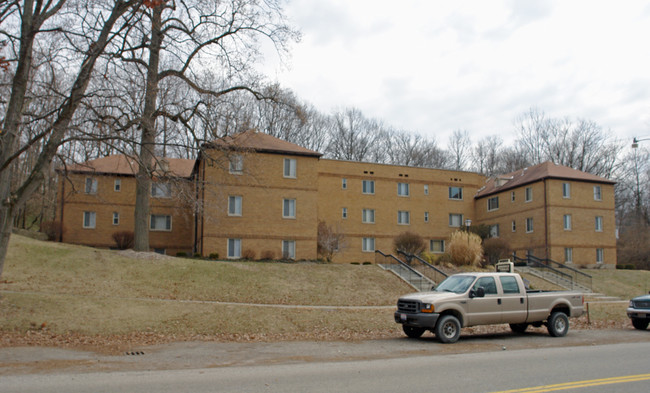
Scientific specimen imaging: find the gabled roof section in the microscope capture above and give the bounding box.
[61,155,195,178]
[475,161,616,198]
[204,130,322,157]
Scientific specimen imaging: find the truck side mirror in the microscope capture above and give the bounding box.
[470,287,485,298]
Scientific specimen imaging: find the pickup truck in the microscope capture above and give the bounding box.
[394,263,584,343]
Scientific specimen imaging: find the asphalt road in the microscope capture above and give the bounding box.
[1,328,650,392]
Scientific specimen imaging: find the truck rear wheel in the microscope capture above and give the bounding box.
[435,315,461,343]
[631,318,649,330]
[402,325,425,338]
[509,323,529,333]
[547,312,569,337]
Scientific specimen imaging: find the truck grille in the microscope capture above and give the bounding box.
[397,300,418,313]
[633,301,650,309]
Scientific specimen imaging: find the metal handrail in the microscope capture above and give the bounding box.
[375,250,433,291]
[525,254,592,290]
[396,250,448,285]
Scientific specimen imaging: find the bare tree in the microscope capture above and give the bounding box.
[447,129,471,170]
[326,108,383,162]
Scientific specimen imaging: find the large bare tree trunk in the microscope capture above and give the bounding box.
[133,4,163,252]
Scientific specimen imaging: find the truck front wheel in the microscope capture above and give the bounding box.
[631,318,649,330]
[547,312,569,337]
[402,325,425,338]
[435,315,461,343]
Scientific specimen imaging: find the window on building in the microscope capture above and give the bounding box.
[228,238,241,259]
[595,216,603,232]
[229,154,243,174]
[397,210,410,225]
[83,211,96,228]
[562,182,571,198]
[526,217,534,233]
[511,191,515,202]
[342,178,347,189]
[563,214,572,230]
[596,248,604,264]
[150,214,172,231]
[490,224,500,238]
[153,248,166,255]
[342,207,348,219]
[282,240,296,260]
[594,185,602,201]
[283,158,297,178]
[112,212,119,226]
[564,247,573,263]
[487,196,499,211]
[449,186,463,200]
[283,199,296,218]
[114,179,121,192]
[362,208,375,224]
[511,220,516,232]
[525,187,533,202]
[362,180,375,194]
[151,182,171,198]
[424,212,429,222]
[397,182,410,196]
[430,239,444,253]
[449,213,463,227]
[85,177,97,194]
[424,185,429,195]
[228,196,242,216]
[362,237,375,252]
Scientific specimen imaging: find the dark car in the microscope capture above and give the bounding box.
[627,293,650,330]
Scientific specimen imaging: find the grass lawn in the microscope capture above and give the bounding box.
[0,235,646,350]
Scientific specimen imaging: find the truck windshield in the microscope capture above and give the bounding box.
[435,275,476,293]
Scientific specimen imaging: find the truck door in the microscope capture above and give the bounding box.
[467,277,502,325]
[499,275,527,324]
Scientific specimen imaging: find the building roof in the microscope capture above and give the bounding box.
[475,161,616,198]
[204,130,322,157]
[61,155,195,178]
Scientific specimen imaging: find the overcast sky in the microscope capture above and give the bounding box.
[262,0,650,147]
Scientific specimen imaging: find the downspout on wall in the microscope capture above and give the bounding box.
[543,178,549,259]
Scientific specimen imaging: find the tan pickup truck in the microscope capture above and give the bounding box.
[394,262,584,343]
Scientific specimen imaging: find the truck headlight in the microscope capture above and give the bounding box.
[629,300,635,308]
[420,303,434,313]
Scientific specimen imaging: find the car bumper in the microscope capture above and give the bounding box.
[627,308,650,319]
[394,311,440,328]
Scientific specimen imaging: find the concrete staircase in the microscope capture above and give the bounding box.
[379,262,435,292]
[516,266,592,293]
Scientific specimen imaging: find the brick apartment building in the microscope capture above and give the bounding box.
[56,130,617,267]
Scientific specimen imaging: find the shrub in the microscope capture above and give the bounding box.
[40,221,64,241]
[482,238,511,265]
[209,252,219,260]
[176,252,188,257]
[260,250,275,260]
[112,230,134,250]
[242,249,256,260]
[393,231,426,255]
[447,231,483,267]
[193,253,201,258]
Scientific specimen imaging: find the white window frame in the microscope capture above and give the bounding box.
[342,207,348,219]
[565,247,573,263]
[83,211,96,229]
[283,198,296,219]
[283,158,297,178]
[282,240,296,260]
[362,237,375,252]
[562,182,571,198]
[229,154,243,174]
[430,239,445,253]
[595,216,603,232]
[362,180,375,195]
[397,210,410,225]
[228,238,241,259]
[490,224,500,238]
[342,178,347,189]
[526,217,534,233]
[85,177,98,194]
[151,182,171,198]
[397,182,410,197]
[449,213,463,227]
[487,196,499,211]
[511,191,515,202]
[511,220,516,232]
[525,187,533,202]
[449,186,463,200]
[596,248,604,264]
[594,185,602,201]
[424,185,429,195]
[563,214,572,230]
[114,179,121,192]
[228,195,242,216]
[150,214,172,231]
[362,208,375,224]
[112,212,119,226]
[424,211,429,222]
